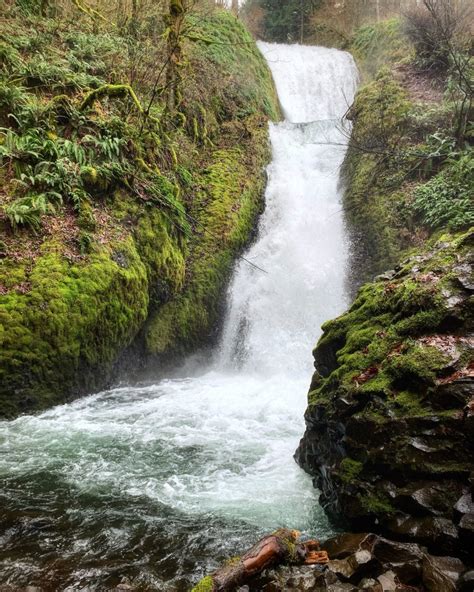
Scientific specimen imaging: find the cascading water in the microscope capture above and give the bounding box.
[0,44,357,590]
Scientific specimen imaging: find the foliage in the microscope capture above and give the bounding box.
[4,193,54,230]
[0,4,278,417]
[412,152,474,230]
[350,19,407,79]
[243,0,321,42]
[403,0,470,72]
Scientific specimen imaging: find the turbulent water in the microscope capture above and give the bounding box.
[0,44,357,590]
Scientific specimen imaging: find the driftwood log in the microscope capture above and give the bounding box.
[191,528,328,591]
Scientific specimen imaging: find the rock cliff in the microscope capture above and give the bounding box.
[296,231,474,559]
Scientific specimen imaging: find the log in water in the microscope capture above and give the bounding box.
[0,44,357,590]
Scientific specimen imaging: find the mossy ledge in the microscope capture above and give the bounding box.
[296,230,474,558]
[0,8,278,418]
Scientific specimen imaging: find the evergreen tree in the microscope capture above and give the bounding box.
[253,0,321,42]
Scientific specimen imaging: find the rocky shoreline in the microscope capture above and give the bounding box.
[244,531,472,591]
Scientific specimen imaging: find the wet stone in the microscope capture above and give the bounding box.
[459,570,474,592]
[454,492,474,517]
[376,570,398,591]
[421,554,464,592]
[322,533,377,559]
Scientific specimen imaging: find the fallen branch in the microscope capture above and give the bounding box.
[191,529,328,591]
[80,84,143,112]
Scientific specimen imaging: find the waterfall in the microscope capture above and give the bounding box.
[0,45,358,589]
[220,43,358,375]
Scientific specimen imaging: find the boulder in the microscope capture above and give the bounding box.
[296,232,474,557]
[421,554,465,592]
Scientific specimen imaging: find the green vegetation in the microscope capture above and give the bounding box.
[342,12,473,283]
[359,492,395,515]
[309,230,473,410]
[243,0,322,43]
[0,2,278,417]
[350,19,408,79]
[338,457,363,483]
[191,576,215,592]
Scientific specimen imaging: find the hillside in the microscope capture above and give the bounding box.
[0,1,279,417]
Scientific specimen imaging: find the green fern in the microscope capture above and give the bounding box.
[4,193,54,231]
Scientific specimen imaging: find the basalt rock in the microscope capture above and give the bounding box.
[245,532,467,591]
[295,231,474,560]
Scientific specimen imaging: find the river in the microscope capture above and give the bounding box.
[0,43,357,590]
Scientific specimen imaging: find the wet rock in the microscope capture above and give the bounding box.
[386,515,459,553]
[372,536,424,583]
[458,511,474,547]
[376,570,398,591]
[454,492,474,518]
[327,549,374,580]
[359,578,382,591]
[421,554,465,592]
[458,569,474,592]
[395,481,463,517]
[322,533,377,559]
[296,231,474,557]
[431,378,474,410]
[453,263,474,291]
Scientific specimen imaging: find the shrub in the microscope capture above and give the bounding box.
[4,193,54,230]
[412,152,474,230]
[403,0,472,73]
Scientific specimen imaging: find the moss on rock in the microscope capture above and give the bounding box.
[296,230,474,555]
[0,8,278,418]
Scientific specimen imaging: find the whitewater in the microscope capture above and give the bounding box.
[0,43,358,589]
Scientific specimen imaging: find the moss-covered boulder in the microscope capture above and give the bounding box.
[296,230,474,558]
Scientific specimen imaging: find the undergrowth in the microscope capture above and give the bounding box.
[0,3,278,417]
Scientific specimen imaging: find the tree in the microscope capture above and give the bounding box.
[244,0,321,42]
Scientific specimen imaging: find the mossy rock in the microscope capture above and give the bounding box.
[297,230,474,555]
[0,8,278,417]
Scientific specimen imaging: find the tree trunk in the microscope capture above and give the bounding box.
[191,529,329,591]
[231,0,239,16]
[165,0,185,115]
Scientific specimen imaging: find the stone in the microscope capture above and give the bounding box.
[395,481,463,517]
[359,578,382,591]
[372,537,424,583]
[295,232,474,558]
[454,493,474,517]
[459,570,474,592]
[421,554,464,592]
[327,549,374,580]
[376,570,398,591]
[386,515,459,553]
[322,533,377,559]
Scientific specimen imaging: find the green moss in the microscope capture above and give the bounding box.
[385,343,449,387]
[0,8,278,416]
[146,123,270,355]
[0,237,149,417]
[187,11,279,121]
[392,390,426,416]
[308,231,472,419]
[359,492,395,515]
[338,458,363,483]
[191,575,214,592]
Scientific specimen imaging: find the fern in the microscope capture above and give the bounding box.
[4,194,54,231]
[413,152,474,230]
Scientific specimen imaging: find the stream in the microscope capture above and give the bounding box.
[0,43,358,590]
